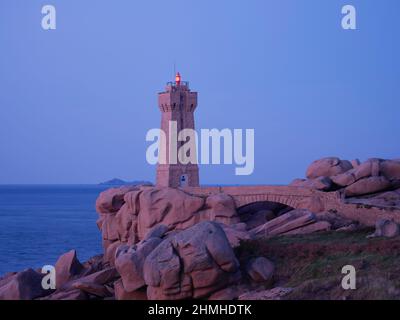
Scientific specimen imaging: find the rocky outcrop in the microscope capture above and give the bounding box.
[381,160,400,180]
[245,257,275,284]
[290,177,332,191]
[292,157,400,202]
[115,237,163,292]
[54,250,83,289]
[4,156,400,301]
[368,219,400,238]
[346,191,400,208]
[0,269,47,300]
[143,221,241,300]
[114,279,147,300]
[344,176,391,197]
[250,209,331,238]
[220,223,253,248]
[96,186,239,263]
[42,267,119,300]
[306,157,353,179]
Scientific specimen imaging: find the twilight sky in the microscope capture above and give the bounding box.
[0,0,399,185]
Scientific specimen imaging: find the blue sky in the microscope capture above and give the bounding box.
[0,0,399,185]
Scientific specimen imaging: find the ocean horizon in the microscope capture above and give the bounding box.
[0,185,108,276]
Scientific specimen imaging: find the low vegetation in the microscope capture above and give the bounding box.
[236,229,400,300]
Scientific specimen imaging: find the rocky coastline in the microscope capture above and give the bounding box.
[1,157,400,300]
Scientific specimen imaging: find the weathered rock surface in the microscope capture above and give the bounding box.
[381,160,400,180]
[96,186,138,215]
[54,250,83,289]
[314,211,356,230]
[115,237,162,292]
[284,221,331,235]
[294,158,400,206]
[96,186,240,263]
[243,209,275,230]
[345,176,391,197]
[41,288,87,300]
[114,279,147,300]
[346,191,400,208]
[6,156,400,301]
[250,209,324,238]
[0,269,47,300]
[290,177,332,191]
[72,281,111,298]
[306,157,352,179]
[143,221,241,300]
[220,223,252,248]
[331,171,357,187]
[368,219,400,238]
[246,257,275,284]
[41,267,119,300]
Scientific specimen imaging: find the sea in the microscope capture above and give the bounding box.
[0,185,109,276]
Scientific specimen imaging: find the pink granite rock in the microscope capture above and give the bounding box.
[76,267,118,286]
[115,237,162,292]
[268,211,316,236]
[368,219,400,238]
[96,186,241,261]
[103,241,121,266]
[114,279,147,300]
[332,159,385,187]
[351,159,361,168]
[72,281,111,298]
[306,157,352,179]
[55,250,83,289]
[220,223,252,248]
[345,191,400,208]
[246,257,275,284]
[0,269,47,300]
[81,254,104,276]
[60,267,119,293]
[381,160,400,180]
[143,221,241,300]
[202,193,238,224]
[250,209,317,238]
[244,209,275,230]
[345,176,391,197]
[331,171,356,187]
[290,177,332,191]
[100,214,120,242]
[134,187,205,240]
[96,186,138,214]
[41,289,88,300]
[283,221,331,235]
[144,224,169,240]
[354,160,381,179]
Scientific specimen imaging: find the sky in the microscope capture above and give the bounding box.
[0,0,399,185]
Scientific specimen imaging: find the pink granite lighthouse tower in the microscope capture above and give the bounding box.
[156,73,200,188]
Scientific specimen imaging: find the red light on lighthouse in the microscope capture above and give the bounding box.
[175,72,181,85]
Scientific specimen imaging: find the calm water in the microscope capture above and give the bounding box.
[0,185,108,276]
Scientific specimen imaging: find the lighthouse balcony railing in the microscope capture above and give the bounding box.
[166,81,189,88]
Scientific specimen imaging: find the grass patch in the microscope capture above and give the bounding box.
[236,230,400,300]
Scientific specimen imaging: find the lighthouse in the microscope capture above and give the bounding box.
[156,73,200,188]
